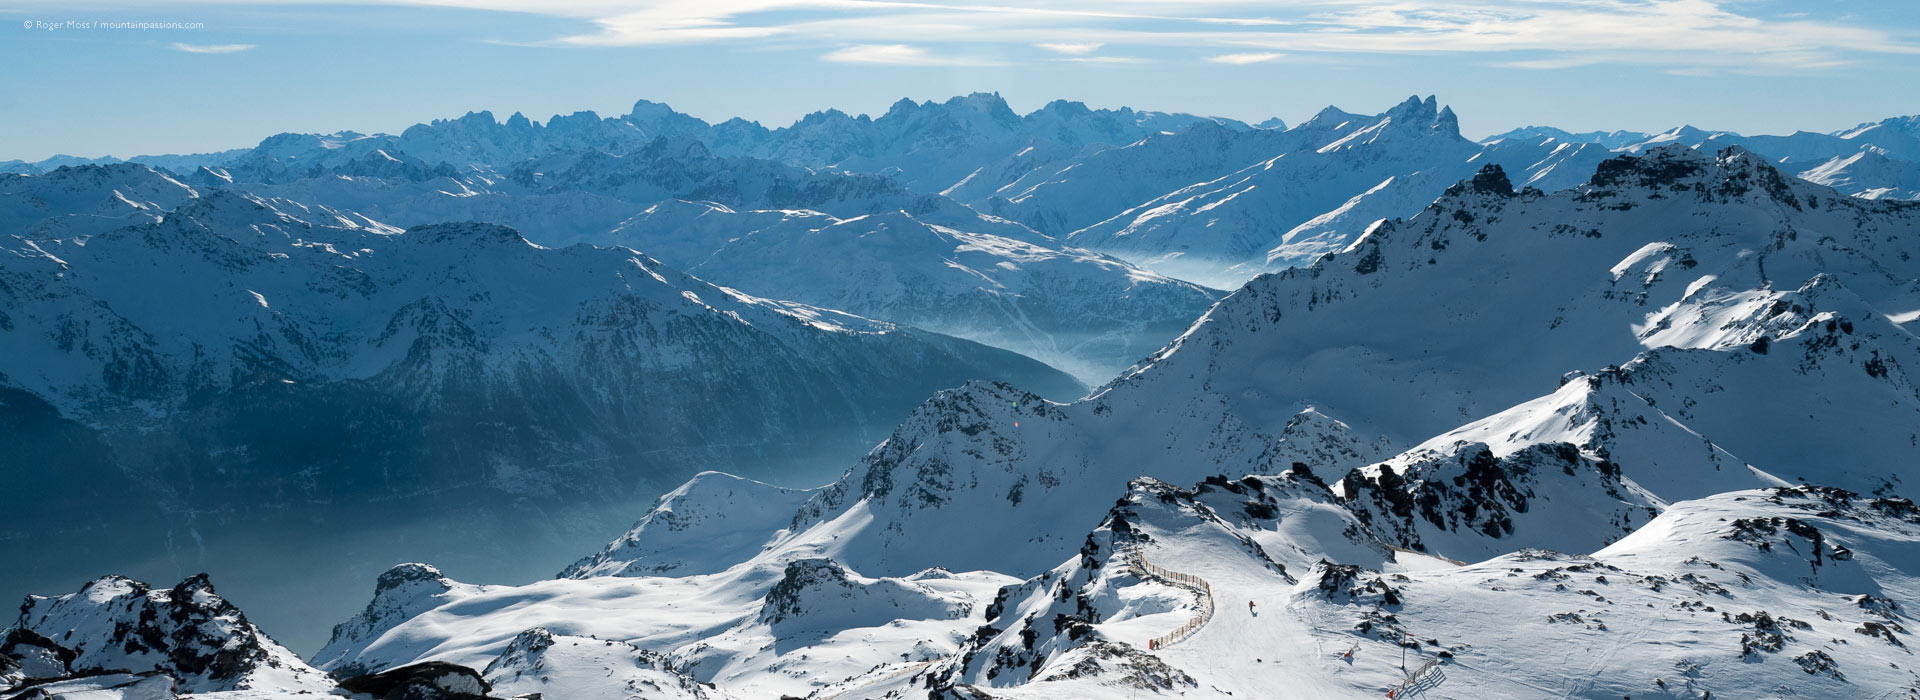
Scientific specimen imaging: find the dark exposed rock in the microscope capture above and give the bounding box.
[2,671,178,700]
[338,661,494,700]
[761,559,852,625]
[1464,164,1515,197]
[1793,649,1843,680]
[0,630,75,681]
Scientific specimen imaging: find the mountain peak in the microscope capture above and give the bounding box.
[1587,143,1810,209]
[1308,105,1356,123]
[1436,105,1460,136]
[375,563,451,596]
[455,110,496,127]
[12,573,333,694]
[626,98,679,119]
[1840,113,1920,140]
[1383,94,1435,121]
[950,91,1014,115]
[1377,94,1458,138]
[1035,98,1094,118]
[1589,143,1712,189]
[545,110,603,131]
[1460,163,1515,197]
[880,92,1019,125]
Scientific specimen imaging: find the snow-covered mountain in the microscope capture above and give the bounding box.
[13,135,1920,700]
[1013,96,1615,287]
[19,100,1917,301]
[13,96,1920,700]
[1,163,201,240]
[1624,117,1920,166]
[483,628,734,700]
[1799,149,1920,200]
[983,103,1912,285]
[934,478,1920,699]
[4,573,334,695]
[1603,117,1920,202]
[1486,117,1920,205]
[17,94,1249,196]
[715,93,1256,197]
[16,482,1920,698]
[983,117,1319,239]
[285,145,1920,699]
[0,164,1083,654]
[580,201,1220,382]
[0,174,1079,470]
[212,155,1212,382]
[558,148,1920,578]
[1482,125,1652,150]
[1111,146,1920,464]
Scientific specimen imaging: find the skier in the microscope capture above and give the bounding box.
[1248,600,1256,614]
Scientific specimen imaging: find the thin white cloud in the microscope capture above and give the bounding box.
[1208,51,1283,64]
[229,0,1920,73]
[822,43,1001,66]
[1035,42,1102,55]
[1060,55,1152,64]
[170,42,256,54]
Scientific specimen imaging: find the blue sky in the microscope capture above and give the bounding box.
[3,0,1918,161]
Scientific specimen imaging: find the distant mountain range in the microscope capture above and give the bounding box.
[5,93,1914,293]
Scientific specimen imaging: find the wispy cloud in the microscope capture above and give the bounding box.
[822,43,1001,66]
[339,0,1920,73]
[170,42,256,54]
[1207,51,1283,64]
[1060,55,1152,64]
[1035,42,1102,56]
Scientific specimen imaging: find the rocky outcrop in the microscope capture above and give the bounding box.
[4,574,333,694]
[338,661,493,700]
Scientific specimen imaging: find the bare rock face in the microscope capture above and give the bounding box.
[339,661,496,700]
[0,652,20,689]
[1,629,76,682]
